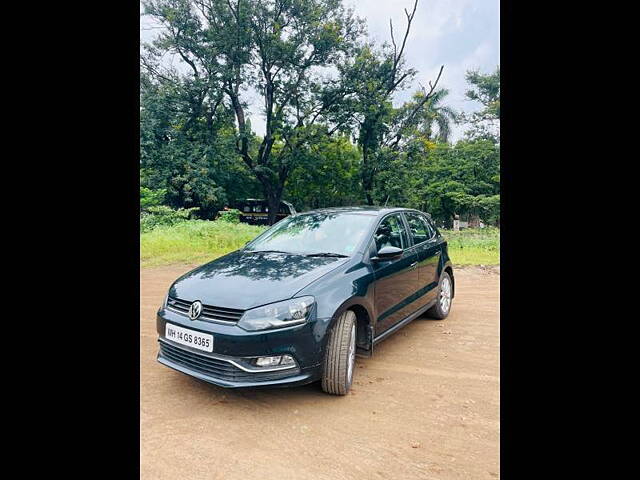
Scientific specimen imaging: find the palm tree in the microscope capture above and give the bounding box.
[414,87,459,143]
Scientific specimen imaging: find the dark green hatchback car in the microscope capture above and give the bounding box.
[156,207,454,395]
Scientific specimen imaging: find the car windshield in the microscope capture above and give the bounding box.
[246,212,376,256]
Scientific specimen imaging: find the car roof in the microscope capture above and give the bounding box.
[295,206,423,217]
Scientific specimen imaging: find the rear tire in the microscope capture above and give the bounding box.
[427,271,453,320]
[321,310,357,395]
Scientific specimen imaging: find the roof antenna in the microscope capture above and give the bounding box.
[384,195,390,207]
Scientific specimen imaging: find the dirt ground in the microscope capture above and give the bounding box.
[140,265,500,480]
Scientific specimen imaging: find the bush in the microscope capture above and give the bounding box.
[216,208,242,223]
[140,205,200,233]
[140,186,166,210]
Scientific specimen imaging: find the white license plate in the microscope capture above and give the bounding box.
[165,323,213,352]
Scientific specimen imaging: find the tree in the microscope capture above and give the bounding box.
[370,138,499,226]
[463,66,500,141]
[421,140,500,226]
[286,135,363,210]
[324,0,445,205]
[407,87,458,143]
[142,0,362,223]
[140,70,250,218]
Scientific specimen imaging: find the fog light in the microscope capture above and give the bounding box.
[256,356,282,367]
[254,355,296,368]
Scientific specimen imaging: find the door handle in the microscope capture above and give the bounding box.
[410,262,418,269]
[433,250,441,256]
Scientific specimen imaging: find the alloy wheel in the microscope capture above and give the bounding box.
[440,276,451,313]
[347,323,356,383]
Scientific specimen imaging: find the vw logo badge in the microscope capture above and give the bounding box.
[189,301,203,320]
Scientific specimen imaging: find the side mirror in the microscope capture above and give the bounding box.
[371,245,403,262]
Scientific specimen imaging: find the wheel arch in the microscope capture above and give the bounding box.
[329,297,375,351]
[442,263,455,298]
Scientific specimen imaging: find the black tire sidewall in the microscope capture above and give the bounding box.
[321,311,357,395]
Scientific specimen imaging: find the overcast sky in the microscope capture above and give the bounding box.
[140,0,499,141]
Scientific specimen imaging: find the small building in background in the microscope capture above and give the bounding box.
[453,213,486,231]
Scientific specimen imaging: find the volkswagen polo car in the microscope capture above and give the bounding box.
[156,207,454,395]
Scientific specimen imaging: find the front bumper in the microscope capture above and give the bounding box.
[156,307,329,388]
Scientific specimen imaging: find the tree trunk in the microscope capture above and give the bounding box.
[266,194,280,225]
[362,147,374,205]
[365,191,374,206]
[260,177,284,226]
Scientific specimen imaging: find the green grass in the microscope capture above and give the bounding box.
[140,220,266,267]
[440,227,500,265]
[140,220,499,268]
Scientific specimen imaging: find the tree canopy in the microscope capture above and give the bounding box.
[140,0,500,226]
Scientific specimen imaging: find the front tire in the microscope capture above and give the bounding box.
[321,310,357,395]
[427,271,453,320]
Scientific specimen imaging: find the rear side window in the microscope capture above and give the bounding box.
[374,214,409,250]
[405,213,434,245]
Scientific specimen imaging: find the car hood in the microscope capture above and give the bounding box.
[169,250,349,310]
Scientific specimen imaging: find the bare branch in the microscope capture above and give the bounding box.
[389,19,397,58]
[140,56,176,85]
[387,0,419,92]
[385,64,444,149]
[226,0,238,21]
[175,45,200,78]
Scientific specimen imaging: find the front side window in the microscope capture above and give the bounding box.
[374,214,409,251]
[405,213,434,245]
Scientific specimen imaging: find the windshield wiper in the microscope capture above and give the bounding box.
[247,249,291,254]
[305,252,349,258]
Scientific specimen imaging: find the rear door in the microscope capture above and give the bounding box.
[371,213,420,334]
[404,212,441,310]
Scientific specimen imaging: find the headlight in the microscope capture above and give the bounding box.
[237,296,315,331]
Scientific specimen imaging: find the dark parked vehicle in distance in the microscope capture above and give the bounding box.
[156,207,454,395]
[234,198,296,225]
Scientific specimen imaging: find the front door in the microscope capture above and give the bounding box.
[371,213,419,334]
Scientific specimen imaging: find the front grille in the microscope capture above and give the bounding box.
[158,340,299,382]
[167,296,244,323]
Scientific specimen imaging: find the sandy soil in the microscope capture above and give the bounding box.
[140,265,499,480]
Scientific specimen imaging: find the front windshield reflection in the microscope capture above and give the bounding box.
[246,213,375,256]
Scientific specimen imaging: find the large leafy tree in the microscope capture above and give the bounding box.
[142,0,362,223]
[140,71,246,218]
